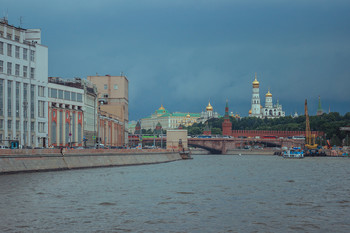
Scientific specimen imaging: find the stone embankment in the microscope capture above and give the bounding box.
[0,149,182,174]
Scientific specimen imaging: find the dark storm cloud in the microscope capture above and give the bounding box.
[3,0,350,119]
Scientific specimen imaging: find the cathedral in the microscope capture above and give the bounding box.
[198,101,220,123]
[249,73,285,119]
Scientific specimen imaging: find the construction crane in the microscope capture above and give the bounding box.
[305,99,318,149]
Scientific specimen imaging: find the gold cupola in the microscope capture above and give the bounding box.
[266,89,272,97]
[252,73,259,88]
[159,104,165,110]
[249,109,252,115]
[206,101,213,111]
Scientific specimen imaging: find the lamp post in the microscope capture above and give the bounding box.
[97,100,103,148]
[69,113,72,148]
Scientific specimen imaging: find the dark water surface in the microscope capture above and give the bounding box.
[1,155,350,233]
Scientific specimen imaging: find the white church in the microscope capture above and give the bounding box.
[249,73,285,119]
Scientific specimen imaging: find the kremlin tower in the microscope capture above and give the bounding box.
[222,100,232,136]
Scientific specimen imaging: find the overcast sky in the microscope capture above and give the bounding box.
[3,0,350,120]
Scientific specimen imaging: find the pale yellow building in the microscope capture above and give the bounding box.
[87,75,129,144]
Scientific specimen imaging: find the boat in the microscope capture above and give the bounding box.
[178,139,193,160]
[282,147,304,159]
[179,150,193,159]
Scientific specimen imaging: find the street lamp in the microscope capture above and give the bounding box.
[69,113,72,147]
[97,100,104,148]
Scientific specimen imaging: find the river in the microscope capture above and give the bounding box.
[0,155,350,232]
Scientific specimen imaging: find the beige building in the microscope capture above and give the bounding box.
[87,75,129,144]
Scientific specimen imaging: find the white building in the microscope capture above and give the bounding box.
[249,73,285,118]
[0,18,48,147]
[198,101,220,123]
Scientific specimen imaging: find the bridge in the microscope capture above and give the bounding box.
[128,137,304,154]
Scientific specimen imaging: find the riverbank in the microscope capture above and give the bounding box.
[0,149,182,174]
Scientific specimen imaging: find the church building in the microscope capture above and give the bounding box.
[248,73,285,118]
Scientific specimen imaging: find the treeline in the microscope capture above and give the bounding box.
[184,112,350,145]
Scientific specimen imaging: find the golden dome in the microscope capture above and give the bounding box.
[249,109,252,115]
[159,104,165,110]
[260,105,263,109]
[206,102,213,111]
[186,113,190,118]
[266,90,272,97]
[252,73,259,88]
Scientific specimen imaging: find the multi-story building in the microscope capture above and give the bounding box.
[0,18,48,148]
[48,77,86,147]
[87,75,128,145]
[140,104,201,130]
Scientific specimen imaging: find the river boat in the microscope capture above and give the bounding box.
[179,150,193,160]
[283,147,304,159]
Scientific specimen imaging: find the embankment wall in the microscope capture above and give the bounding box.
[0,149,182,174]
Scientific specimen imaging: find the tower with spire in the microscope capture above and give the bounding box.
[317,96,324,116]
[222,100,232,136]
[250,73,262,117]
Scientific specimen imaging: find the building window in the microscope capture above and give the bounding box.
[8,120,12,130]
[0,42,3,54]
[0,60,3,73]
[0,119,3,129]
[71,92,76,101]
[51,88,57,98]
[15,46,20,58]
[31,122,34,131]
[23,48,27,60]
[23,84,28,118]
[15,36,20,42]
[30,68,35,79]
[30,85,35,118]
[8,81,12,117]
[114,84,118,90]
[38,122,45,133]
[7,44,12,56]
[16,120,20,130]
[30,50,35,62]
[16,82,20,117]
[104,84,107,90]
[77,93,82,102]
[15,64,20,76]
[23,66,27,77]
[58,90,63,99]
[7,62,12,75]
[51,121,57,144]
[64,91,70,100]
[0,79,3,116]
[38,101,45,118]
[7,33,12,40]
[38,86,45,97]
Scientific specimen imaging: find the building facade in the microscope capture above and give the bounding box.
[88,75,128,145]
[249,73,285,118]
[0,18,48,148]
[140,104,201,130]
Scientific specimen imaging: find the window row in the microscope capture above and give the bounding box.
[0,60,35,78]
[49,88,83,102]
[0,41,35,61]
[0,119,36,132]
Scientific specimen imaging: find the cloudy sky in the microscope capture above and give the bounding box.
[3,0,350,120]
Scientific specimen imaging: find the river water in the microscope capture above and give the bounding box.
[1,155,350,233]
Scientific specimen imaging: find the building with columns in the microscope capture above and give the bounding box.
[0,18,48,148]
[249,73,285,118]
[88,75,128,145]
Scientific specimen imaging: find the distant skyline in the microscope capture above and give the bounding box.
[3,0,350,120]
